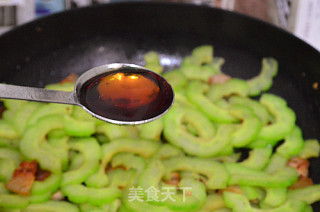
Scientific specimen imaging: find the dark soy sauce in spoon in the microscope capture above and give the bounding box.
[79,68,174,122]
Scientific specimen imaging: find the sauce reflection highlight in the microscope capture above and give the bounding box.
[79,68,173,122]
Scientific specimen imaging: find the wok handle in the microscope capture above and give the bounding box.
[0,84,79,105]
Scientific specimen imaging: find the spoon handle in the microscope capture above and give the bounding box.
[0,84,79,105]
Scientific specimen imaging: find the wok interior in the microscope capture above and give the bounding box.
[0,2,320,209]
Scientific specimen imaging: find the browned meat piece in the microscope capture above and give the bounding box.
[59,73,78,84]
[218,185,242,195]
[289,177,314,190]
[5,160,38,196]
[163,172,181,186]
[209,74,231,84]
[287,157,310,178]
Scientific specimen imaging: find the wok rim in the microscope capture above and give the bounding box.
[0,1,319,56]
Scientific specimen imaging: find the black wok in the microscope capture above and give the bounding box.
[0,2,320,210]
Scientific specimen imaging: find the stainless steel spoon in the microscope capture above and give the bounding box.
[0,63,175,125]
